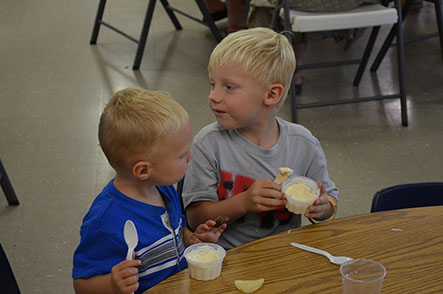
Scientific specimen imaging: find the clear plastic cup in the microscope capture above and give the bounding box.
[282,176,320,214]
[340,259,386,294]
[184,243,226,281]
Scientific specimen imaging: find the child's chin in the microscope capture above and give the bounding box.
[216,120,236,130]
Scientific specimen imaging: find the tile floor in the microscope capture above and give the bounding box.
[0,0,442,293]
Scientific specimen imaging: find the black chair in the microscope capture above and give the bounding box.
[370,182,443,212]
[0,159,19,206]
[90,0,224,70]
[0,244,20,294]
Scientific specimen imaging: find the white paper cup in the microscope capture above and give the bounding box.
[184,243,226,281]
[282,176,320,214]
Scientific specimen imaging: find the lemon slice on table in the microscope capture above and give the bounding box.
[234,278,265,293]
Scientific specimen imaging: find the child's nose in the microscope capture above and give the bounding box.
[208,88,221,103]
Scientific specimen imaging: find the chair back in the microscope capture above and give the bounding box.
[371,182,443,212]
[282,4,398,32]
[0,243,20,294]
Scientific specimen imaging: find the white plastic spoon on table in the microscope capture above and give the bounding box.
[291,242,353,265]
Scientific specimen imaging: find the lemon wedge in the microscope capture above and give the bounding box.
[234,278,265,293]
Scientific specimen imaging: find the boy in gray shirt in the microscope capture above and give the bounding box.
[182,28,338,250]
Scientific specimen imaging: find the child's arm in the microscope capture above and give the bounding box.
[73,259,141,294]
[305,182,336,221]
[183,220,227,246]
[186,179,286,230]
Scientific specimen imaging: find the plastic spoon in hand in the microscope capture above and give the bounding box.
[291,242,353,265]
[124,220,138,261]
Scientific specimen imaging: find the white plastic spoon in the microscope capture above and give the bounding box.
[124,220,138,294]
[291,242,353,265]
[124,220,138,261]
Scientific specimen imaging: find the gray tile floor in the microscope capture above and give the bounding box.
[1,0,442,293]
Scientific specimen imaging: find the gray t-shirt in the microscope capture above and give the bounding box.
[182,118,338,249]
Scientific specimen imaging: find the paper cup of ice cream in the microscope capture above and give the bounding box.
[184,243,226,281]
[283,176,320,214]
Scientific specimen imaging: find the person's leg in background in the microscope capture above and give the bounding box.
[203,0,228,20]
[203,0,247,32]
[293,41,305,94]
[225,0,248,32]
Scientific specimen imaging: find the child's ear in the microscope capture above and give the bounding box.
[264,83,284,106]
[133,161,152,180]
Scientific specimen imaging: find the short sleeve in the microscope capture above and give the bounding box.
[72,225,126,278]
[182,142,220,208]
[306,141,339,200]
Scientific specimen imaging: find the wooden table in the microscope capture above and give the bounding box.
[145,206,443,293]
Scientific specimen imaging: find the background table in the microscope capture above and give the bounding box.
[145,206,443,293]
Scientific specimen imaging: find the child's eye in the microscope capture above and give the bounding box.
[225,84,236,91]
[208,81,215,89]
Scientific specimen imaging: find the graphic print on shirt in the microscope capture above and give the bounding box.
[217,170,292,228]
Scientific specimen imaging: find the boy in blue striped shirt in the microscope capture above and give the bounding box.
[73,88,226,294]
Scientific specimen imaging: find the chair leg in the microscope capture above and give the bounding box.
[371,0,413,72]
[289,79,299,123]
[353,26,381,86]
[0,160,19,206]
[159,0,183,30]
[90,0,107,44]
[195,0,223,42]
[133,0,158,70]
[279,0,298,123]
[394,0,408,127]
[433,0,443,59]
[271,0,283,30]
[282,0,293,43]
[133,0,185,69]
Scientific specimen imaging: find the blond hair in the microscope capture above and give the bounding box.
[98,88,189,171]
[208,27,296,106]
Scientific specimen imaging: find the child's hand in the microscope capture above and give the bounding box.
[110,258,141,294]
[189,219,227,245]
[241,179,286,213]
[304,182,334,221]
